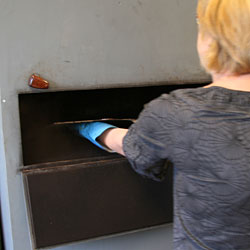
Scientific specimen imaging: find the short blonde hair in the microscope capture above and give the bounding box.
[197,0,250,75]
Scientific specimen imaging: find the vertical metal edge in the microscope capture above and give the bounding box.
[22,172,38,250]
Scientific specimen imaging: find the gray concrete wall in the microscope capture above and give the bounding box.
[0,0,209,250]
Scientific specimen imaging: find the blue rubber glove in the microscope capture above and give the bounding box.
[74,122,116,152]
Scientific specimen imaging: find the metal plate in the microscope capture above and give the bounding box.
[24,158,173,249]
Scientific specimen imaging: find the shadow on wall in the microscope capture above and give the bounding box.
[0,211,4,250]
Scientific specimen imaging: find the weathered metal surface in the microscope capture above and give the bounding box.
[0,1,210,250]
[53,118,136,125]
[24,158,173,249]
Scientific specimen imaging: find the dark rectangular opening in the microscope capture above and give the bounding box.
[19,83,204,249]
[19,84,203,166]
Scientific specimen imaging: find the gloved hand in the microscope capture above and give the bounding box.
[74,122,116,152]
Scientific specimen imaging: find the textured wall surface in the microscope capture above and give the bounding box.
[0,0,209,249]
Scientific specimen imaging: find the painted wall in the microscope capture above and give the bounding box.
[0,0,209,249]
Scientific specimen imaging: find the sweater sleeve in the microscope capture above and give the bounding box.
[122,94,175,181]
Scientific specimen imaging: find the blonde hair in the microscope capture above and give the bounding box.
[197,0,250,75]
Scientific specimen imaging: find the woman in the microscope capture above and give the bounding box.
[75,0,250,249]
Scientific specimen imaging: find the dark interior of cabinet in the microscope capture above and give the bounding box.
[19,83,203,249]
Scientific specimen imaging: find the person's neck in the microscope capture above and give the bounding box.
[205,72,250,92]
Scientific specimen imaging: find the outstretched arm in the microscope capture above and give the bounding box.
[72,122,128,155]
[97,128,128,156]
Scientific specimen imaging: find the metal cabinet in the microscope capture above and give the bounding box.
[18,84,196,248]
